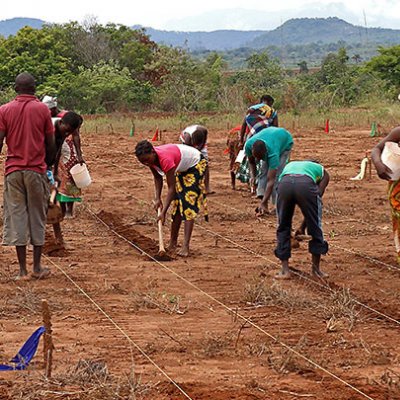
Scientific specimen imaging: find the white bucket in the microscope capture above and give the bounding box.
[382,142,400,180]
[235,149,246,164]
[70,163,92,188]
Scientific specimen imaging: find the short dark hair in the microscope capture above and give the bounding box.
[135,140,154,157]
[15,72,36,94]
[260,94,274,105]
[252,140,266,154]
[192,126,208,148]
[61,111,82,131]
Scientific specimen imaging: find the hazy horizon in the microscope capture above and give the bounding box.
[1,0,400,32]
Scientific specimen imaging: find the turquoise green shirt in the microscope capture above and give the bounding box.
[244,127,294,169]
[279,161,324,183]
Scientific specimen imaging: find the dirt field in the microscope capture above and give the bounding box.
[0,125,400,399]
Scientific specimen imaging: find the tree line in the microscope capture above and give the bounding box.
[0,18,398,114]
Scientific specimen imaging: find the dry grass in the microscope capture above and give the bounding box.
[243,279,313,311]
[81,104,400,136]
[201,331,235,358]
[379,369,400,391]
[244,278,361,331]
[321,288,360,332]
[129,288,187,315]
[1,360,153,400]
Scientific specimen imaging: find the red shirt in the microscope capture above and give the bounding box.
[0,95,54,175]
[153,144,182,173]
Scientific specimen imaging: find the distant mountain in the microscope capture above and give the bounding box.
[0,17,45,37]
[247,17,400,48]
[140,27,265,51]
[142,17,400,51]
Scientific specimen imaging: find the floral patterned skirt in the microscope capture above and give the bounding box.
[388,179,400,263]
[171,157,208,221]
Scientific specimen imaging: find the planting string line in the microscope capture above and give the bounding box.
[98,158,397,274]
[86,205,376,400]
[194,224,400,327]
[206,196,400,272]
[105,184,400,328]
[43,255,194,400]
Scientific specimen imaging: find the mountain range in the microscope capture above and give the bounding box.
[142,17,400,51]
[2,16,400,52]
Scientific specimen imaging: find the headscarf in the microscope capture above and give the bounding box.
[42,95,57,109]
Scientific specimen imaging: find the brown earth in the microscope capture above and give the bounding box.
[0,125,400,399]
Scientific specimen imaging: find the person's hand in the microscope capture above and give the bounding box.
[376,162,393,180]
[249,177,256,194]
[54,175,61,185]
[238,142,244,150]
[78,156,85,165]
[255,201,269,216]
[153,199,163,212]
[157,209,167,225]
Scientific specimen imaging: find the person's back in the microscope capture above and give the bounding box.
[280,161,324,183]
[245,127,293,166]
[0,95,54,175]
[0,72,55,280]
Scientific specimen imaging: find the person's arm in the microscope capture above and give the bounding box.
[150,167,164,211]
[318,170,330,196]
[259,169,278,213]
[239,119,247,148]
[72,129,84,164]
[371,126,400,180]
[53,147,62,183]
[158,168,176,224]
[0,130,5,153]
[248,155,257,191]
[45,133,56,168]
[271,114,279,127]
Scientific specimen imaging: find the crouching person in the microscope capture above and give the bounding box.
[275,160,329,279]
[135,140,208,257]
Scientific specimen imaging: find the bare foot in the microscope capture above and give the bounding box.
[31,268,51,280]
[177,247,190,257]
[167,242,177,252]
[14,273,29,281]
[312,269,329,279]
[206,190,216,195]
[274,271,292,280]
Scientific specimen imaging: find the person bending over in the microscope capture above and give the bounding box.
[135,140,207,257]
[275,160,329,279]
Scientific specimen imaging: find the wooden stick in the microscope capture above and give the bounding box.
[42,299,54,378]
[157,208,166,255]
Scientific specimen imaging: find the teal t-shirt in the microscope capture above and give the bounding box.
[279,161,324,183]
[244,127,294,169]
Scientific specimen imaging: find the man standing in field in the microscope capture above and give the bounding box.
[245,126,293,214]
[0,73,56,279]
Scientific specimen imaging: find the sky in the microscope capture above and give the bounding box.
[2,0,400,31]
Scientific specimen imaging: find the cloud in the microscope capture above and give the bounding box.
[163,1,400,31]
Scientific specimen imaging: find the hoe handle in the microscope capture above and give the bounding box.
[157,208,166,253]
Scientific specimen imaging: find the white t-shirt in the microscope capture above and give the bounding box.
[180,125,200,141]
[176,144,201,172]
[180,125,208,159]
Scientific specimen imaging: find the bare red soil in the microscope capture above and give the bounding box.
[0,125,399,399]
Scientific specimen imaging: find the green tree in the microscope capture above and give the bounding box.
[0,26,70,88]
[365,45,400,88]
